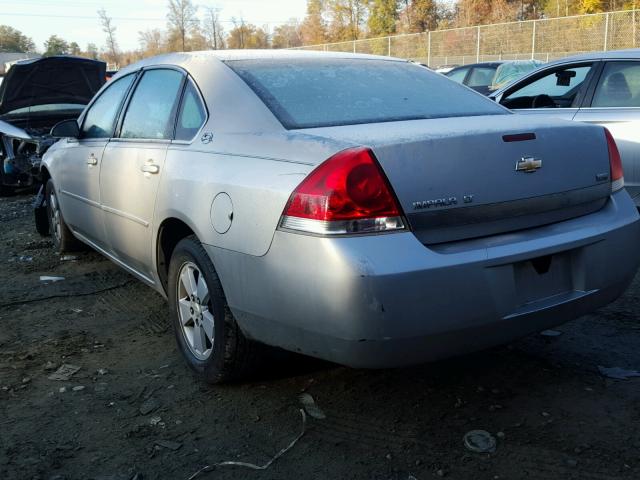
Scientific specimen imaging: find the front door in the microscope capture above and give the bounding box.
[100,68,185,278]
[58,73,136,248]
[574,60,640,203]
[498,62,598,122]
[58,138,107,247]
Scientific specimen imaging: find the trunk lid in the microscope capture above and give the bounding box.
[305,114,611,244]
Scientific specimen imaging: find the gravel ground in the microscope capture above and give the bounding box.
[1,193,640,480]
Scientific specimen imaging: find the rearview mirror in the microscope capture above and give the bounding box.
[50,119,80,138]
[555,70,576,87]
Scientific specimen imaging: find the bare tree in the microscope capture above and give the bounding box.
[139,29,165,56]
[167,0,199,51]
[227,21,269,48]
[272,19,303,48]
[204,6,225,49]
[327,0,366,41]
[230,17,246,48]
[98,8,119,65]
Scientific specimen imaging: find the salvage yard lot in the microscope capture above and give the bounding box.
[1,193,640,480]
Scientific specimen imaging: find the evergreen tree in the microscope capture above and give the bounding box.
[368,0,399,36]
[300,0,328,44]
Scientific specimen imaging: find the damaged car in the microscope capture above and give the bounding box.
[37,51,640,383]
[0,55,105,195]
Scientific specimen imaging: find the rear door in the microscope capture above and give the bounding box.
[574,60,640,203]
[497,62,600,121]
[58,72,136,248]
[99,67,185,279]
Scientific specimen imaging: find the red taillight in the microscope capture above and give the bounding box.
[604,128,624,192]
[281,147,405,235]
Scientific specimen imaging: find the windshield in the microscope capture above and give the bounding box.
[225,58,506,129]
[491,61,544,90]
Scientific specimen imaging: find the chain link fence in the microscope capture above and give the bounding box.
[293,9,640,67]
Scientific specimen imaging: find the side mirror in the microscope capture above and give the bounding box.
[51,119,80,138]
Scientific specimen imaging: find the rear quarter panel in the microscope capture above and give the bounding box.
[154,146,310,257]
[153,130,354,258]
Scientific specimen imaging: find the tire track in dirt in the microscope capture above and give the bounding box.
[96,280,169,334]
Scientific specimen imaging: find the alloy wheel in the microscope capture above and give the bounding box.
[49,189,61,244]
[176,261,214,360]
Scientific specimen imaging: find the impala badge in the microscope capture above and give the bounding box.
[516,156,542,173]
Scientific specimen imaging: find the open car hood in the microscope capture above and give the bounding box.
[0,56,106,115]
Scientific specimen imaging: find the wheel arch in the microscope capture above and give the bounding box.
[34,165,52,208]
[39,165,52,183]
[156,216,198,293]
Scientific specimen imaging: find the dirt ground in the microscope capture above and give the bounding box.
[1,193,640,480]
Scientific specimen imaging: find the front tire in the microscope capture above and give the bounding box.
[45,179,82,253]
[168,235,259,383]
[35,184,49,236]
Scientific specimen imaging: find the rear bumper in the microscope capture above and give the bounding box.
[625,185,640,207]
[205,190,640,368]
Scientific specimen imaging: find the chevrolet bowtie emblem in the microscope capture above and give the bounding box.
[516,156,542,173]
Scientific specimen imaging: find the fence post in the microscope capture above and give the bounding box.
[633,9,637,48]
[603,12,610,51]
[388,36,391,56]
[476,25,481,62]
[427,31,431,67]
[531,20,537,60]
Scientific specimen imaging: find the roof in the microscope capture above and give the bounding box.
[116,49,407,76]
[549,48,640,64]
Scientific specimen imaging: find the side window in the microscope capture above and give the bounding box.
[467,67,497,87]
[175,80,206,141]
[81,73,135,139]
[592,62,640,108]
[120,69,184,140]
[446,67,468,84]
[502,64,593,109]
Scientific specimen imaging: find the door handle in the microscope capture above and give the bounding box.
[141,163,160,174]
[86,154,98,166]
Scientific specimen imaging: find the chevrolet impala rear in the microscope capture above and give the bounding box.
[39,52,640,382]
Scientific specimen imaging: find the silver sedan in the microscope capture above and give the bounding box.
[491,49,640,204]
[37,51,640,383]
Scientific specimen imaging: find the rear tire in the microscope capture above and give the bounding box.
[168,235,259,383]
[45,179,82,253]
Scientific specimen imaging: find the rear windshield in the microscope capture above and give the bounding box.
[225,58,507,129]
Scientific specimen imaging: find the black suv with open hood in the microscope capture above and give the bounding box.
[0,55,106,194]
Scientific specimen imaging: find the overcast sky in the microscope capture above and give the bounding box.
[0,0,308,52]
